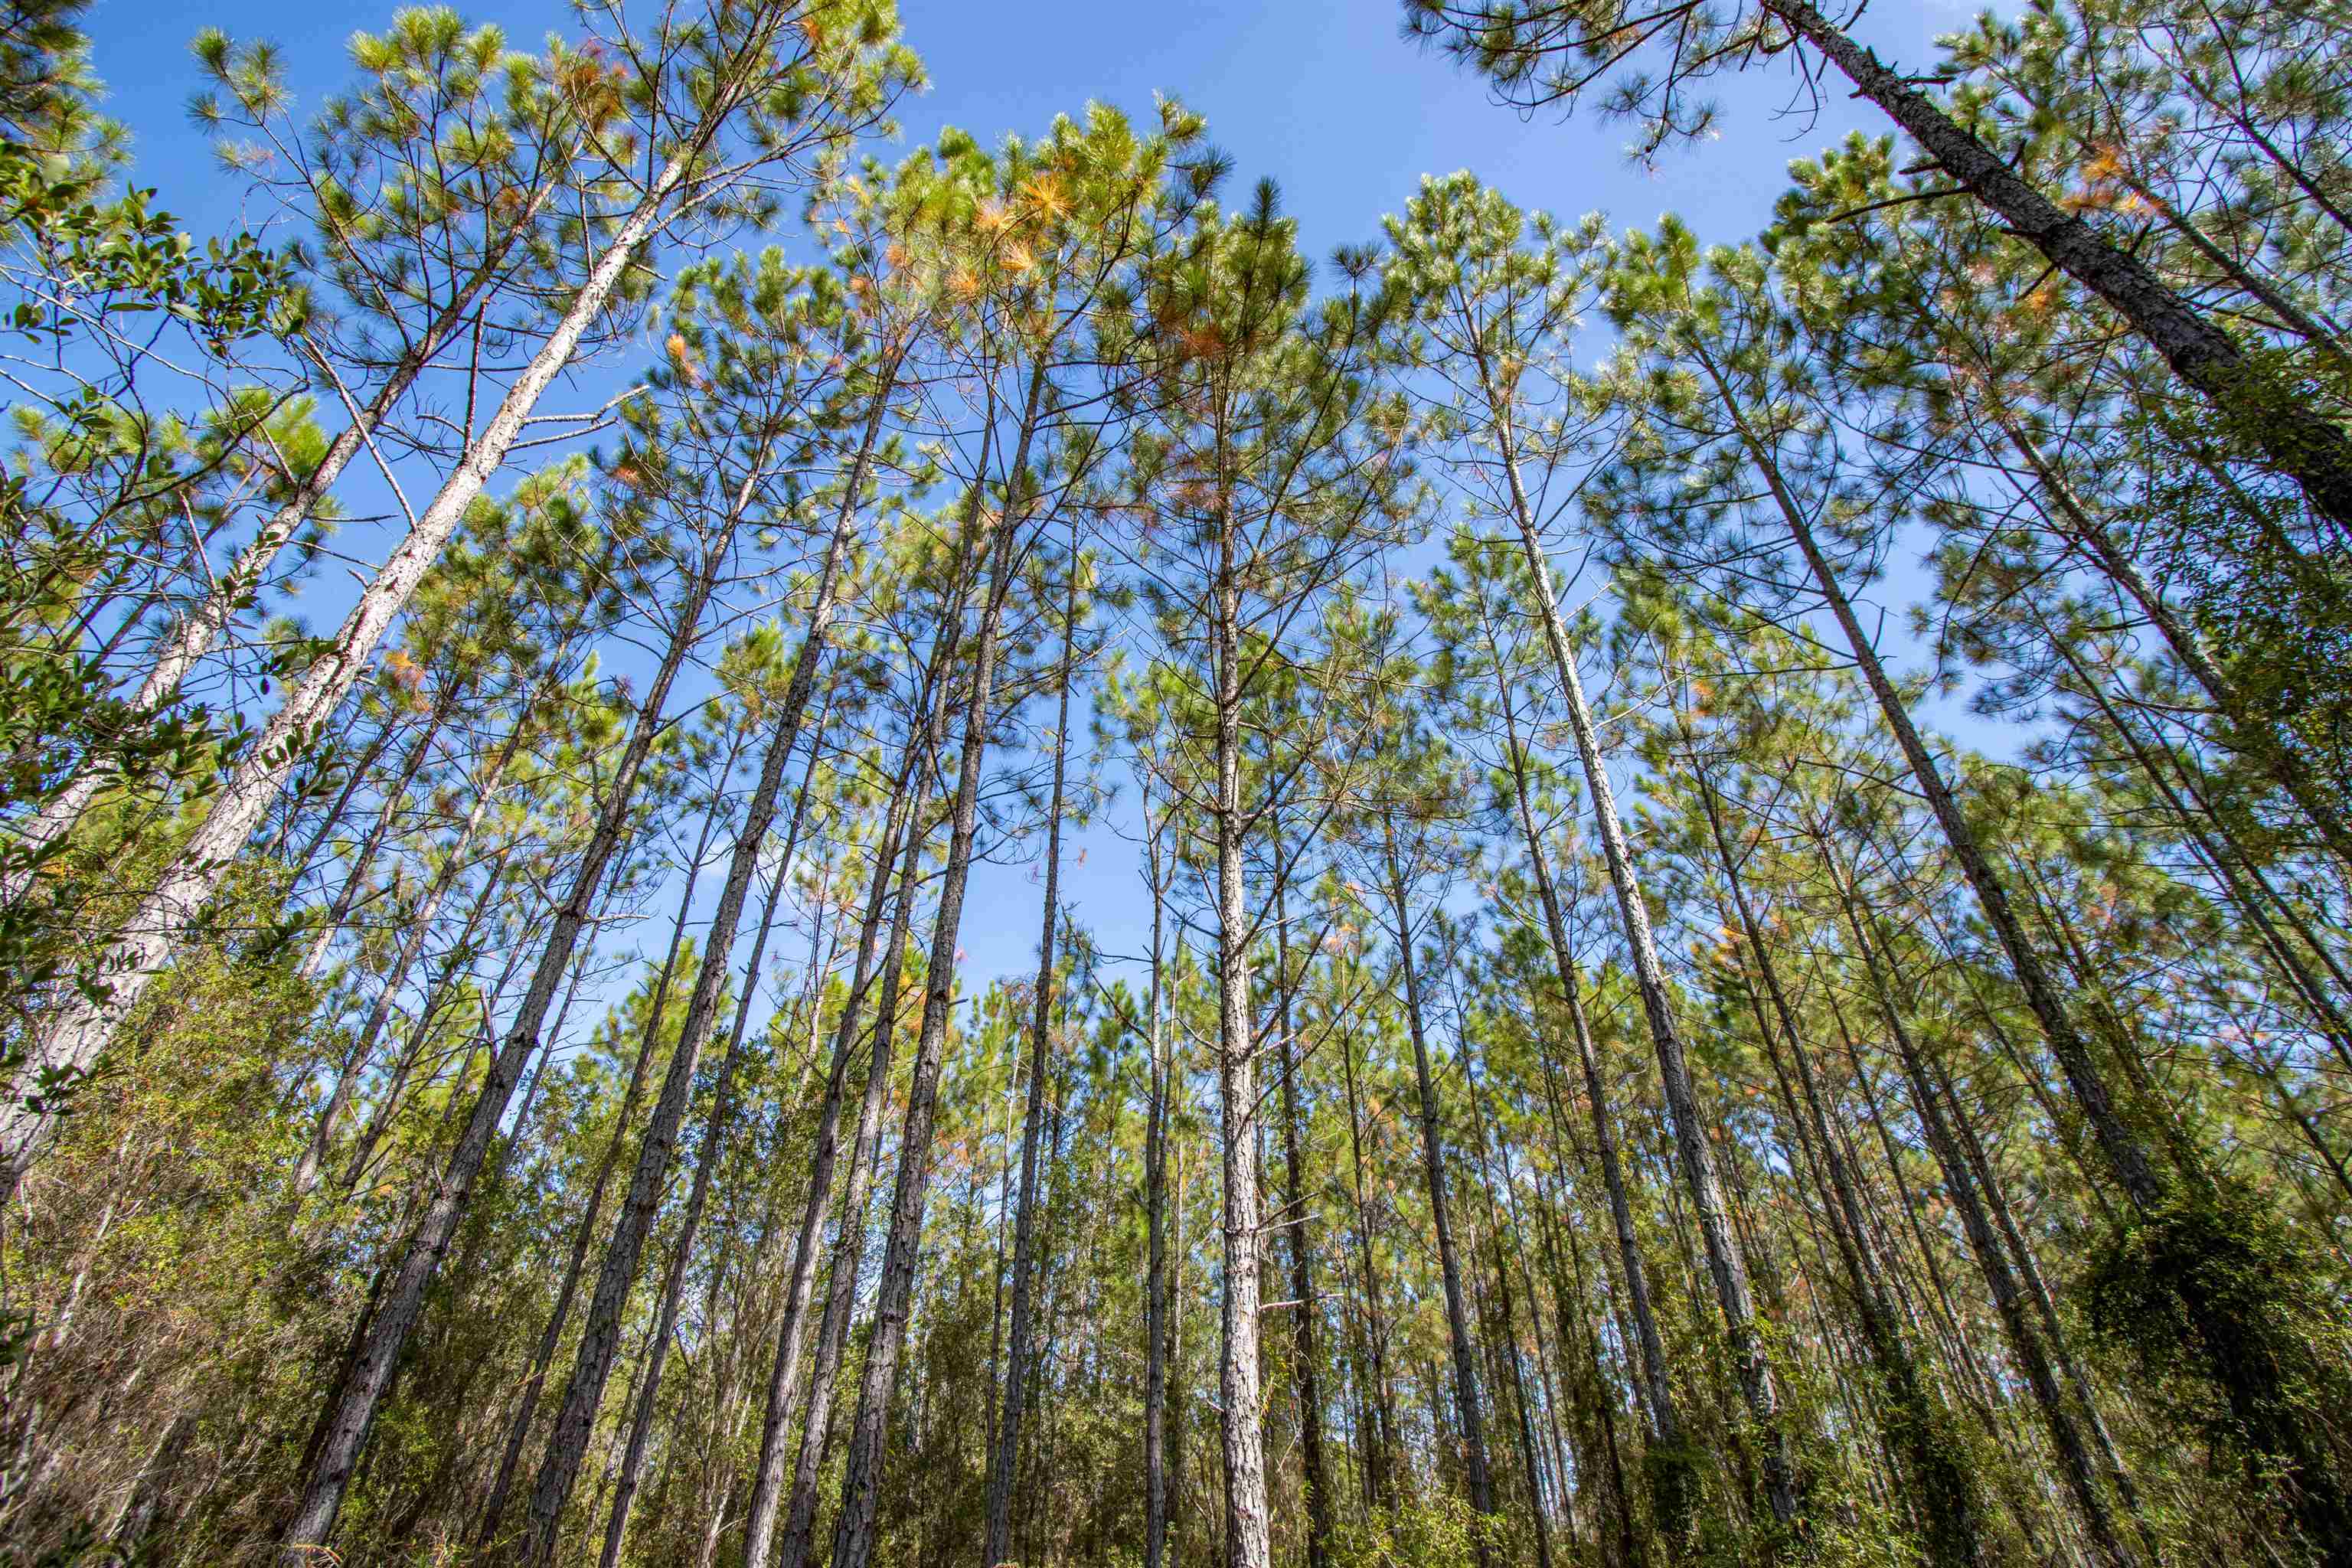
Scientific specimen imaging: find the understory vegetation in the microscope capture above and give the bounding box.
[4,0,2352,1564]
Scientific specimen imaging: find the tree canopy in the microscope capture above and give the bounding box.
[4,2,2351,1566]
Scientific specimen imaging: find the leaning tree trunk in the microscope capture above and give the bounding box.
[731,790,908,1568]
[1763,0,2352,530]
[1483,631,1690,1502]
[0,230,552,913]
[593,723,830,1568]
[1695,765,1984,1568]
[8,149,704,1187]
[276,459,733,1562]
[1706,361,2164,1209]
[284,711,400,894]
[330,843,519,1197]
[743,777,939,1568]
[1479,368,1801,1527]
[1829,867,2144,1568]
[756,507,967,1568]
[1998,416,2352,877]
[472,775,729,1545]
[1712,360,2352,1561]
[296,679,463,981]
[1338,1018,1400,1515]
[770,794,932,1568]
[1460,1031,1557,1568]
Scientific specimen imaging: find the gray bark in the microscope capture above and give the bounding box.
[11,149,700,1188]
[593,717,831,1568]
[1483,374,1798,1524]
[1379,828,1494,1536]
[826,449,1024,1568]
[1766,0,2352,528]
[982,526,1080,1568]
[771,794,932,1568]
[475,794,726,1549]
[276,399,731,1560]
[520,493,864,1565]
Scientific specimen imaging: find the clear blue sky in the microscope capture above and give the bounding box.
[91,0,1982,266]
[78,0,2002,1004]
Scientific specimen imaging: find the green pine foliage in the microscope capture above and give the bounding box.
[3,2,2351,1566]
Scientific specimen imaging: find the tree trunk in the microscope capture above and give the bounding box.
[1766,0,2352,528]
[1530,1152,1640,1568]
[755,481,965,1568]
[1462,1030,1557,1568]
[594,720,831,1568]
[1338,1018,1398,1514]
[826,471,1024,1568]
[297,681,460,981]
[1140,777,1175,1568]
[984,525,1080,1568]
[10,149,703,1184]
[1481,374,1798,1525]
[1272,880,1333,1568]
[0,250,526,912]
[331,844,517,1197]
[2001,417,2352,876]
[520,512,860,1564]
[1705,348,2166,1213]
[1380,830,1495,1544]
[1739,339,2352,1545]
[276,439,729,1559]
[1481,608,1689,1488]
[286,710,400,896]
[1694,757,1984,1568]
[771,793,933,1568]
[1210,524,1272,1568]
[473,795,724,1548]
[1831,877,2142,1568]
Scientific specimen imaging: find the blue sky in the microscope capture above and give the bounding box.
[93,0,1981,266]
[78,0,2001,1014]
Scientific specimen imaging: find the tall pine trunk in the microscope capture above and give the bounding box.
[276,464,738,1560]
[1709,356,2352,1558]
[1210,521,1272,1568]
[1272,880,1333,1568]
[983,522,1080,1568]
[518,493,866,1566]
[8,148,704,1182]
[297,681,462,980]
[1826,856,2144,1568]
[1140,777,1175,1568]
[825,488,1023,1568]
[771,792,932,1568]
[593,724,831,1568]
[1693,763,1983,1568]
[1379,828,1495,1544]
[0,237,552,912]
[1481,609,1690,1514]
[1478,364,1800,1527]
[1338,1017,1398,1514]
